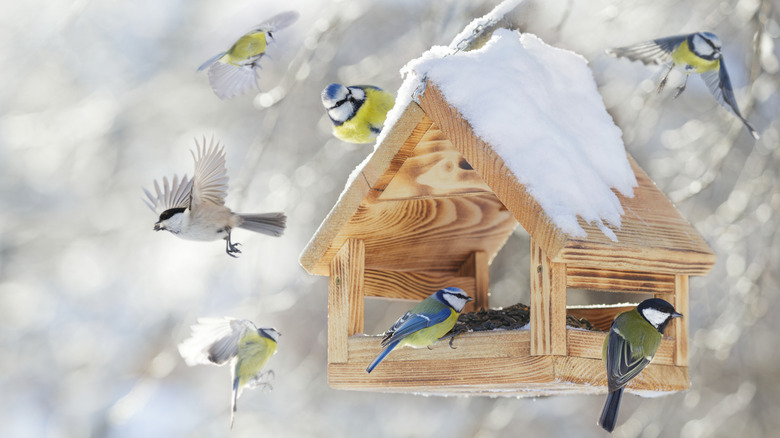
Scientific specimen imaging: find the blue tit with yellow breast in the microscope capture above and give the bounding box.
[598,298,682,433]
[607,32,759,139]
[321,83,395,144]
[366,287,472,373]
[198,11,299,99]
[178,317,280,429]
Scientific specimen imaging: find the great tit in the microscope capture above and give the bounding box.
[178,318,280,429]
[366,287,472,373]
[198,11,299,99]
[607,32,759,139]
[598,298,683,433]
[321,84,395,144]
[143,136,286,257]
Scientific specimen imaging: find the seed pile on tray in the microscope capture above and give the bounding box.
[442,302,596,342]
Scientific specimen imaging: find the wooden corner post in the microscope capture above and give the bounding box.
[672,274,689,366]
[458,251,489,313]
[328,239,365,364]
[530,239,567,356]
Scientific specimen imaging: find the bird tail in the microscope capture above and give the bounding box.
[366,340,399,373]
[238,212,286,237]
[230,378,239,429]
[599,387,624,433]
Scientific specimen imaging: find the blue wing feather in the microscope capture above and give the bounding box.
[381,307,452,347]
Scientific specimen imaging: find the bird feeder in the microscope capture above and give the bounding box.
[300,34,715,396]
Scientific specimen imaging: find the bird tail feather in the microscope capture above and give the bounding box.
[230,378,239,429]
[366,340,399,373]
[238,212,286,237]
[599,388,624,433]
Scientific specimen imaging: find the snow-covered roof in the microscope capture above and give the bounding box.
[300,30,715,278]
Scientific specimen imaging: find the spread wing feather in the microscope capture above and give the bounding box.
[607,35,686,65]
[191,136,230,207]
[178,317,256,366]
[143,174,193,215]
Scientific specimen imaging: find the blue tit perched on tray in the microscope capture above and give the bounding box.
[607,32,759,139]
[366,287,472,373]
[198,11,299,99]
[179,318,280,429]
[321,83,395,144]
[598,298,682,433]
[143,136,286,257]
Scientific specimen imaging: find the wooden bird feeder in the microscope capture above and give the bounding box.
[300,82,715,396]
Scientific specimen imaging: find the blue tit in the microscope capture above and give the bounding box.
[608,32,759,139]
[198,11,299,99]
[179,318,280,429]
[321,83,395,144]
[598,298,682,433]
[143,136,286,257]
[366,287,472,373]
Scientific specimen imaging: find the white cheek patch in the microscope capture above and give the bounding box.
[691,35,716,57]
[641,308,670,328]
[328,101,355,123]
[348,87,365,101]
[442,294,468,312]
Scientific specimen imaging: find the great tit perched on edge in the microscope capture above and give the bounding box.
[607,32,759,140]
[178,318,280,429]
[198,11,299,99]
[143,136,286,257]
[599,298,683,433]
[366,287,472,373]
[321,84,395,144]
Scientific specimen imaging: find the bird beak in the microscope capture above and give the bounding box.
[467,296,474,302]
[154,222,164,231]
[672,312,683,319]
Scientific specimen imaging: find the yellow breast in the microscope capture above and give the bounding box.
[672,40,720,73]
[226,32,269,65]
[398,309,459,349]
[332,87,395,143]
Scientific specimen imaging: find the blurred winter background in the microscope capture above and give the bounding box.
[0,0,777,436]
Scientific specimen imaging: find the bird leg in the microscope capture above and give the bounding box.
[674,74,689,98]
[657,64,674,93]
[225,230,242,257]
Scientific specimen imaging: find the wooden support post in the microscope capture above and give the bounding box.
[672,275,689,366]
[328,239,365,364]
[457,251,489,313]
[530,239,567,356]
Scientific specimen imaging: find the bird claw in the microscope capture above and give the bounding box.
[225,235,242,257]
[448,336,458,349]
[673,77,688,98]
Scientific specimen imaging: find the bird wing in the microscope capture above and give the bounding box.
[190,136,230,207]
[605,326,654,391]
[607,35,686,65]
[207,62,259,99]
[250,10,299,33]
[178,317,256,366]
[380,307,452,347]
[197,51,227,72]
[142,174,193,215]
[701,61,760,139]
